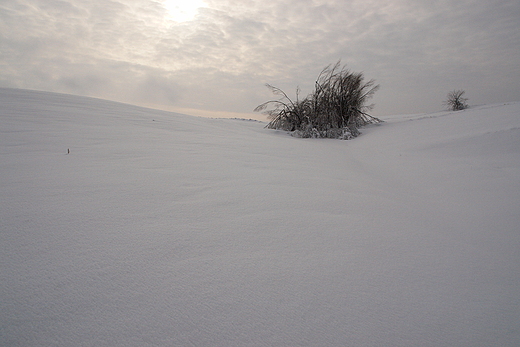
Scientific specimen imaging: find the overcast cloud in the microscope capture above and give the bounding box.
[1,0,519,118]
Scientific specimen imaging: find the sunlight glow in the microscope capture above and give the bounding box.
[162,0,206,22]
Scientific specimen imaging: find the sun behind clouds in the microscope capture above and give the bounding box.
[162,0,206,22]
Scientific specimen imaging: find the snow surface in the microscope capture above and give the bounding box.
[1,87,519,346]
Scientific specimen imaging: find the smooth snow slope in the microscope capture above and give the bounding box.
[1,88,519,346]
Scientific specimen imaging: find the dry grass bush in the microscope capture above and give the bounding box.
[255,61,381,139]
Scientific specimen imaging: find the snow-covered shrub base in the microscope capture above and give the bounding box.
[291,125,360,139]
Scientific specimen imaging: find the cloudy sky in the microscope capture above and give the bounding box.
[1,0,519,119]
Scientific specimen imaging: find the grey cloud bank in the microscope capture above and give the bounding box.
[1,0,519,118]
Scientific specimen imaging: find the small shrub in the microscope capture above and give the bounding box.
[444,90,469,111]
[255,61,381,139]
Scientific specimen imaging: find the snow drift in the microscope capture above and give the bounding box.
[1,88,519,346]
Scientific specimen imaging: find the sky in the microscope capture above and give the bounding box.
[1,0,519,119]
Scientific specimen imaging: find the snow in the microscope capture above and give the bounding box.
[1,87,519,346]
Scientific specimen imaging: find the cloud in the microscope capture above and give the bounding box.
[1,0,519,117]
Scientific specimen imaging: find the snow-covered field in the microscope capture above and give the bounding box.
[1,87,519,346]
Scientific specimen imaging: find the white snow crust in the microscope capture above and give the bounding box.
[1,88,519,346]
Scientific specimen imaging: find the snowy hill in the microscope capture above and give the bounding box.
[1,88,519,346]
